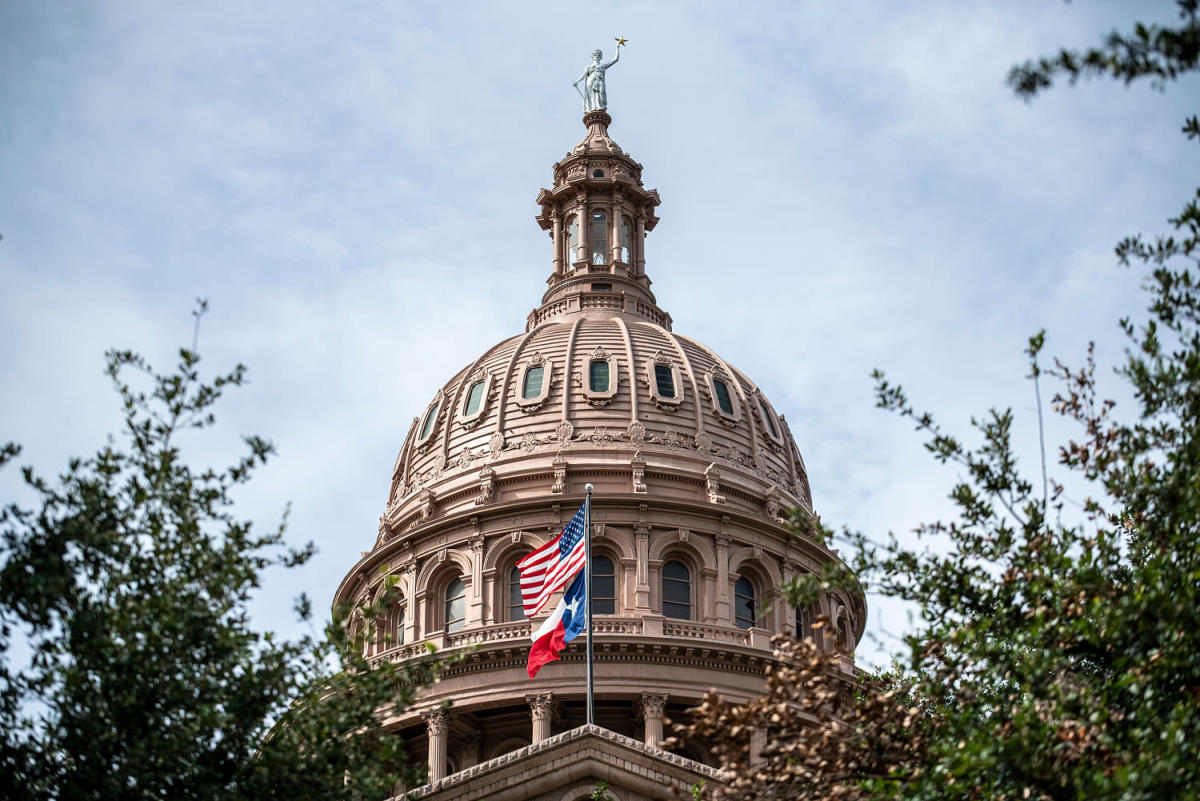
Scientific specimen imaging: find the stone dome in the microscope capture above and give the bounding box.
[333,110,864,787]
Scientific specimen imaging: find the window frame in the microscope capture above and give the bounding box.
[661,558,693,621]
[444,575,467,633]
[581,346,619,405]
[515,355,553,411]
[646,353,684,410]
[590,552,617,615]
[414,391,445,447]
[459,369,494,427]
[733,575,757,630]
[756,392,784,445]
[704,367,742,423]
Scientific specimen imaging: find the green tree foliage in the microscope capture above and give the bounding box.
[0,303,439,800]
[675,4,1200,799]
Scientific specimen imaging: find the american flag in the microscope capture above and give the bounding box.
[517,501,587,617]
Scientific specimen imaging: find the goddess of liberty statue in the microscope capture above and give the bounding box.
[573,42,623,112]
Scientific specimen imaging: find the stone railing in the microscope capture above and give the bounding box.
[661,620,752,646]
[372,616,767,666]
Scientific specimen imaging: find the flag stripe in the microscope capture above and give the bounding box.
[517,501,587,617]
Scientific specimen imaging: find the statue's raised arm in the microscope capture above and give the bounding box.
[602,47,620,70]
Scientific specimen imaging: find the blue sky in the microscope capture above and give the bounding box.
[1,1,1195,668]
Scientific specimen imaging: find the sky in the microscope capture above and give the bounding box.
[1,1,1195,669]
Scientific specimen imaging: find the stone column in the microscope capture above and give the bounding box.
[551,213,563,276]
[526,692,554,744]
[634,524,651,612]
[578,200,590,267]
[635,214,646,275]
[639,691,668,749]
[749,727,767,769]
[468,529,485,627]
[423,709,449,783]
[715,535,731,624]
[609,202,621,266]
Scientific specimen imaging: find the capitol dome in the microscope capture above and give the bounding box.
[334,108,865,799]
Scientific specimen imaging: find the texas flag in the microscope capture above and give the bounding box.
[526,570,587,678]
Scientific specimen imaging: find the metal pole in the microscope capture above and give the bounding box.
[584,483,594,727]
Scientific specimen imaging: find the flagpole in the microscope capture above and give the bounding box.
[584,483,594,727]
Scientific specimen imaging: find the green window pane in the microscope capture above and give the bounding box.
[654,364,675,398]
[589,360,610,392]
[734,576,755,629]
[420,402,440,439]
[522,365,544,399]
[760,400,778,437]
[713,379,734,415]
[464,380,485,416]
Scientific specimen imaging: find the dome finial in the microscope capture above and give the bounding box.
[572,39,625,113]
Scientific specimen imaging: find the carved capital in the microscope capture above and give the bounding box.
[639,691,668,720]
[423,708,449,737]
[526,692,555,719]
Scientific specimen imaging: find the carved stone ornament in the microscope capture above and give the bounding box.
[651,350,672,367]
[631,449,647,494]
[639,691,668,720]
[488,432,505,459]
[661,429,686,450]
[678,528,689,542]
[694,431,713,453]
[704,463,726,505]
[551,450,567,494]
[627,420,646,445]
[474,467,496,506]
[423,708,449,736]
[555,420,574,444]
[764,484,784,522]
[419,489,437,520]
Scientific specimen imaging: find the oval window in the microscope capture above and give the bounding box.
[654,364,675,398]
[463,380,486,416]
[589,360,610,393]
[713,379,734,415]
[522,365,545,400]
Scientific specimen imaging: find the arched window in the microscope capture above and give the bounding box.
[621,215,633,263]
[589,359,610,393]
[734,576,756,629]
[591,555,616,615]
[654,364,676,398]
[419,401,440,440]
[508,565,525,622]
[712,379,734,415]
[463,380,485,416]
[567,214,580,262]
[662,560,691,620]
[387,600,406,648]
[796,604,818,643]
[522,365,545,400]
[444,576,466,633]
[590,211,608,265]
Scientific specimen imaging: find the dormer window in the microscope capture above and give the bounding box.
[704,367,741,423]
[713,379,734,415]
[582,346,618,406]
[654,364,675,398]
[516,355,553,411]
[589,360,610,392]
[464,380,485,416]
[418,399,440,442]
[591,211,608,265]
[522,365,544,399]
[758,396,782,443]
